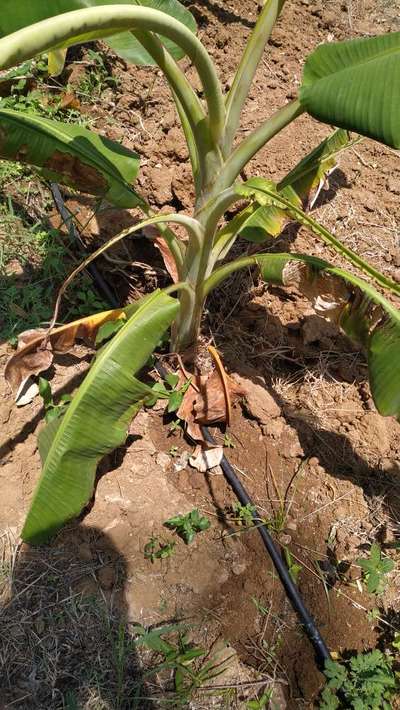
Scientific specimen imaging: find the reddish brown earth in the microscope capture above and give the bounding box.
[1,0,400,707]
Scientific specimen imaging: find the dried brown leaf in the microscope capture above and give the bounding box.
[177,369,245,442]
[5,308,127,392]
[153,236,179,283]
[189,444,223,472]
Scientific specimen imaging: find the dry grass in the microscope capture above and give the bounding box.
[0,526,154,710]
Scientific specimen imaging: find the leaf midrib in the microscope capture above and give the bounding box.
[41,291,162,472]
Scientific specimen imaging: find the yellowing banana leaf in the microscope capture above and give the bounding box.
[256,252,400,419]
[300,32,400,149]
[5,307,133,392]
[236,177,400,298]
[22,290,179,544]
[0,0,196,66]
[47,48,67,76]
[0,109,140,207]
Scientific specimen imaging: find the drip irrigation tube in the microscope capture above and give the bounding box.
[153,358,331,669]
[53,183,331,670]
[50,184,119,309]
[201,424,331,669]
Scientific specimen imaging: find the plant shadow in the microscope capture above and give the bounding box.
[215,299,400,529]
[0,525,156,709]
[188,0,256,29]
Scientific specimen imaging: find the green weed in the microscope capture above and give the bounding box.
[357,543,395,595]
[320,650,398,709]
[143,536,176,563]
[77,49,118,101]
[134,623,233,707]
[164,509,210,544]
[38,377,72,422]
[0,199,109,343]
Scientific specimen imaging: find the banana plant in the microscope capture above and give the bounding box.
[1,1,399,542]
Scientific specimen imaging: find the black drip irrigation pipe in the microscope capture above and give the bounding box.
[201,424,331,669]
[50,183,119,309]
[158,358,331,670]
[51,185,331,671]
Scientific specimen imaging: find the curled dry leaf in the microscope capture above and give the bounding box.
[153,235,179,283]
[15,378,39,407]
[143,224,181,283]
[189,444,224,472]
[177,367,245,442]
[5,308,127,393]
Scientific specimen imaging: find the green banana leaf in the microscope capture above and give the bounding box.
[22,290,179,544]
[0,0,196,66]
[300,32,400,149]
[235,177,400,298]
[0,109,140,208]
[216,129,352,254]
[255,252,400,419]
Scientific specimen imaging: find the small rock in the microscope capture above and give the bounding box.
[359,412,390,456]
[231,561,247,576]
[321,11,336,27]
[234,375,281,424]
[156,452,171,471]
[266,418,285,439]
[387,176,400,195]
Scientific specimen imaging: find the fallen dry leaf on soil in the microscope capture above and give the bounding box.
[15,378,39,407]
[189,444,224,472]
[5,308,127,393]
[177,368,245,442]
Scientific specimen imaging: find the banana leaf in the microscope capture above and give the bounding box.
[0,109,140,207]
[300,32,400,149]
[22,290,179,544]
[215,129,352,254]
[0,0,196,66]
[256,252,400,419]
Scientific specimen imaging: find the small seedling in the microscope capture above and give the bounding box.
[223,432,235,449]
[367,608,381,624]
[168,444,179,457]
[134,623,233,706]
[251,596,269,616]
[143,536,176,563]
[169,418,182,434]
[38,377,72,422]
[320,650,398,709]
[392,633,400,652]
[232,502,257,527]
[356,543,394,595]
[146,372,191,413]
[246,690,273,710]
[164,509,210,544]
[283,547,302,584]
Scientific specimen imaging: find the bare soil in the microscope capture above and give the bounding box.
[1,0,400,708]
